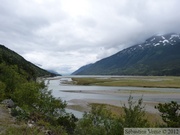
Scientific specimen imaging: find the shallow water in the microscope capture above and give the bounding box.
[65,109,83,119]
[46,76,180,118]
[47,76,180,103]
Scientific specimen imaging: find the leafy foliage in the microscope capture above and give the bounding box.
[0,45,71,134]
[0,63,26,98]
[0,45,55,79]
[75,104,120,135]
[2,126,45,135]
[122,95,149,127]
[0,81,6,100]
[155,101,180,127]
[75,96,150,135]
[37,87,66,117]
[12,82,41,110]
[57,114,78,134]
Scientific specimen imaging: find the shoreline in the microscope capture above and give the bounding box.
[46,76,180,120]
[67,98,160,113]
[64,89,180,114]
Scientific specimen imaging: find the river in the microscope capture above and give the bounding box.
[45,76,180,118]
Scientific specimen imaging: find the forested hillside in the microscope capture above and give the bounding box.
[73,33,180,76]
[0,45,55,80]
[0,45,70,134]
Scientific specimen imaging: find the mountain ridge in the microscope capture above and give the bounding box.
[72,33,180,76]
[0,44,56,79]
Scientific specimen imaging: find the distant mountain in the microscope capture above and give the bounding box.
[72,64,93,75]
[73,33,180,76]
[47,70,61,76]
[0,45,56,80]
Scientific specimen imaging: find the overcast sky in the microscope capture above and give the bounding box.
[0,0,180,74]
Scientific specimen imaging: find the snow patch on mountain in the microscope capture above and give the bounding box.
[150,38,155,42]
[170,34,180,40]
[124,33,180,54]
[154,43,160,46]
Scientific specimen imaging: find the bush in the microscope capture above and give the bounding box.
[75,96,150,135]
[3,126,44,135]
[155,101,180,127]
[12,82,40,111]
[57,113,78,134]
[122,95,149,127]
[11,107,29,121]
[75,104,118,135]
[0,81,6,101]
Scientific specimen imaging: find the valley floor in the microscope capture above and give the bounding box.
[66,88,180,112]
[62,76,180,125]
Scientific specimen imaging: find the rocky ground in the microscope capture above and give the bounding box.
[0,104,16,134]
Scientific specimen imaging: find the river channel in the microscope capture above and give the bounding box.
[45,76,180,118]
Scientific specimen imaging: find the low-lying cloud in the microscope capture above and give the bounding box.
[0,0,180,74]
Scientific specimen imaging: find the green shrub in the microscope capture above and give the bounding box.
[75,96,150,135]
[75,104,122,135]
[3,126,44,135]
[155,101,180,127]
[0,81,6,101]
[122,95,149,127]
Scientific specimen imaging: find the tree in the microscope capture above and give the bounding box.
[0,81,6,101]
[36,87,66,118]
[75,96,150,135]
[122,95,149,127]
[0,63,26,98]
[75,104,118,135]
[57,113,78,134]
[12,82,40,111]
[155,101,180,127]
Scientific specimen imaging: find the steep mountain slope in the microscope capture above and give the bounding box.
[73,33,180,76]
[72,64,93,75]
[0,45,55,80]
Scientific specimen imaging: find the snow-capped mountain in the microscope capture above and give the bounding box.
[145,33,180,46]
[72,33,180,76]
[122,33,180,54]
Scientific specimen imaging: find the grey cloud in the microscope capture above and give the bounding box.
[0,0,180,74]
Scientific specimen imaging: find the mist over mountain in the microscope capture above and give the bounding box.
[72,33,180,76]
[47,70,61,76]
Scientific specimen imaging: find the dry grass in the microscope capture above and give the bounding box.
[67,102,164,126]
[0,105,15,125]
[0,104,16,134]
[90,103,164,126]
[72,76,180,88]
[67,104,90,112]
